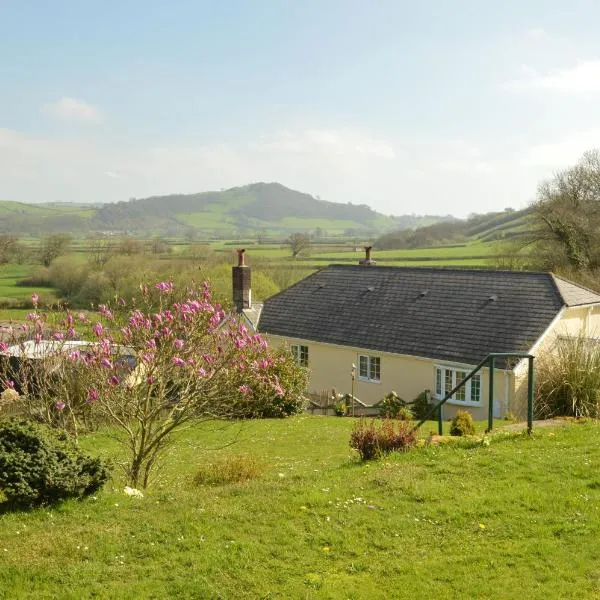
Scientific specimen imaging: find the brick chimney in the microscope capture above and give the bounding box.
[359,246,376,266]
[232,249,251,311]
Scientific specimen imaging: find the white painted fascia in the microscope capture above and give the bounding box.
[513,306,565,376]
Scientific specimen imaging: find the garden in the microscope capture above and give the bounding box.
[1,283,600,598]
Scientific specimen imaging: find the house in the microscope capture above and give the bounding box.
[244,248,600,420]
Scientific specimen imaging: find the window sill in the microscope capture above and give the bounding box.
[440,397,482,407]
[358,378,380,384]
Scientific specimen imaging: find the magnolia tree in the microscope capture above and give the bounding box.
[0,283,308,488]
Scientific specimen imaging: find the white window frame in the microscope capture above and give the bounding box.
[434,365,481,406]
[358,355,380,383]
[291,344,309,367]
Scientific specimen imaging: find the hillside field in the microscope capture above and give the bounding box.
[0,417,598,598]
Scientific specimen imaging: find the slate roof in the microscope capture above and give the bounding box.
[258,265,600,366]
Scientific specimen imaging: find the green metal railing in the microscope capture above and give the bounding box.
[414,352,535,436]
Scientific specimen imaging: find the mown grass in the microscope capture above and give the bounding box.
[0,417,599,599]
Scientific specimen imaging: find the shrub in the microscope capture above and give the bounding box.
[0,419,110,507]
[411,390,433,421]
[449,410,476,436]
[396,406,414,421]
[349,419,418,460]
[378,391,407,418]
[194,454,265,486]
[535,335,600,418]
[333,397,346,416]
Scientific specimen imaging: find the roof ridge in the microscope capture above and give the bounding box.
[327,263,550,276]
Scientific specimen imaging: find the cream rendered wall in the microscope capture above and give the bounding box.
[511,304,600,418]
[268,334,512,421]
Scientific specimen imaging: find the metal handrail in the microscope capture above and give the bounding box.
[413,352,535,436]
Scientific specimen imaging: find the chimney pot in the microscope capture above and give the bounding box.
[232,250,251,310]
[359,246,376,266]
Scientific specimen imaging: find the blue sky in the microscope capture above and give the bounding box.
[2,0,600,216]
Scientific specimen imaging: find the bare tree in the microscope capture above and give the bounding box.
[528,150,600,271]
[40,234,72,267]
[0,234,19,264]
[286,232,311,258]
[86,233,115,269]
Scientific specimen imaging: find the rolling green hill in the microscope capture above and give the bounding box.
[0,183,451,237]
[376,206,533,250]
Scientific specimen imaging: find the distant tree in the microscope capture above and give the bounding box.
[117,236,144,256]
[0,234,19,264]
[40,233,72,267]
[86,233,115,269]
[184,228,198,244]
[149,237,172,255]
[286,232,311,258]
[256,229,268,245]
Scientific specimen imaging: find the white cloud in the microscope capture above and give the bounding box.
[502,59,600,93]
[0,127,531,217]
[520,130,600,168]
[524,27,546,41]
[251,129,395,159]
[41,97,101,121]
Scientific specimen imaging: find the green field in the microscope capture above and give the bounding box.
[0,417,598,598]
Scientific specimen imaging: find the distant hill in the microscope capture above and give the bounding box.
[0,183,451,237]
[376,207,533,249]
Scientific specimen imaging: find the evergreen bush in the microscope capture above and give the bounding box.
[0,419,110,507]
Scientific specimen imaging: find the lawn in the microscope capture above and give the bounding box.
[0,417,599,599]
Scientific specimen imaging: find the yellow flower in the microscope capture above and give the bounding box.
[479,523,486,529]
[322,546,330,552]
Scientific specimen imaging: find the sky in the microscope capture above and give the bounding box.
[1,0,600,217]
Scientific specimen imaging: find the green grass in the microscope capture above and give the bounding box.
[0,417,599,598]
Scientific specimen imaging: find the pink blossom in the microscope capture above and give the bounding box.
[54,332,65,341]
[146,338,156,349]
[5,380,14,389]
[31,293,39,308]
[77,312,88,323]
[174,339,185,350]
[172,357,185,367]
[87,389,99,403]
[27,312,40,322]
[238,385,251,395]
[33,333,42,345]
[108,375,120,386]
[92,322,104,337]
[66,327,76,338]
[98,304,114,320]
[274,385,285,398]
[100,338,112,355]
[155,281,174,293]
[147,375,156,385]
[197,367,207,377]
[120,327,133,340]
[141,353,155,364]
[0,342,8,352]
[55,401,66,411]
[68,350,81,361]
[100,357,114,369]
[234,338,246,349]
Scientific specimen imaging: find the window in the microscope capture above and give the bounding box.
[434,366,481,405]
[291,344,309,367]
[358,355,380,382]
